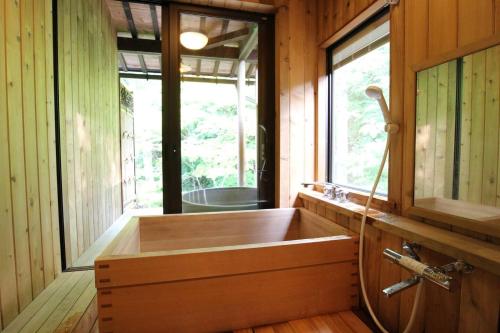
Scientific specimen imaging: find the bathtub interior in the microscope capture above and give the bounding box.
[136,208,351,253]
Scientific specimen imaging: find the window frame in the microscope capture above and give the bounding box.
[326,8,391,199]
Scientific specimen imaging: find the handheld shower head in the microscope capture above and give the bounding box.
[365,86,384,100]
[366,85,391,125]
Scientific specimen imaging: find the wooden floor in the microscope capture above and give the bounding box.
[235,312,372,333]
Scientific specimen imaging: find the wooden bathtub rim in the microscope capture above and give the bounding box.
[95,236,359,288]
[98,208,354,258]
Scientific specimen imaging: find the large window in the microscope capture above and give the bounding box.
[328,13,390,195]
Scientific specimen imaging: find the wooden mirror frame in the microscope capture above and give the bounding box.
[403,35,500,239]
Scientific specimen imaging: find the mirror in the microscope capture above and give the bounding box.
[414,44,500,223]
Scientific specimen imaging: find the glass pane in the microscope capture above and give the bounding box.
[331,41,390,194]
[179,13,259,212]
[121,78,163,209]
[414,44,500,222]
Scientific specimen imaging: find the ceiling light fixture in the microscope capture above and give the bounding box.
[180,31,208,50]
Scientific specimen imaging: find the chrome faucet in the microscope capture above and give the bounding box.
[381,243,473,297]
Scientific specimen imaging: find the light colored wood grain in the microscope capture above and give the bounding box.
[6,0,34,311]
[300,193,500,332]
[34,0,55,288]
[57,0,122,266]
[8,272,85,333]
[35,272,93,333]
[428,0,457,56]
[402,0,429,214]
[0,0,20,326]
[96,235,356,289]
[424,66,437,198]
[139,209,300,252]
[299,189,500,275]
[98,263,355,333]
[468,51,486,204]
[21,0,45,298]
[377,233,401,333]
[458,0,495,47]
[458,269,500,333]
[2,272,73,333]
[414,69,428,199]
[483,45,500,206]
[318,0,385,48]
[433,63,450,197]
[414,197,500,222]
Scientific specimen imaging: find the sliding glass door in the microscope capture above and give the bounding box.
[163,4,275,214]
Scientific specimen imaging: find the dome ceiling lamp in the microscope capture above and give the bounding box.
[180,31,208,50]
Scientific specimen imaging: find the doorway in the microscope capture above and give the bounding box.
[163,4,275,214]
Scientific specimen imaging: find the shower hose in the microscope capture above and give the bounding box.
[358,132,424,333]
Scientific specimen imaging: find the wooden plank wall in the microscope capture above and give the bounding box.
[401,0,500,215]
[414,61,457,200]
[415,44,500,206]
[309,0,500,332]
[316,0,378,44]
[57,0,122,266]
[300,196,500,333]
[275,0,317,207]
[459,45,500,207]
[0,0,61,329]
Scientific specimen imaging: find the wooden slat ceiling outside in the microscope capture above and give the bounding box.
[106,0,261,79]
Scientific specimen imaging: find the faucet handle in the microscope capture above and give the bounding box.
[403,242,421,261]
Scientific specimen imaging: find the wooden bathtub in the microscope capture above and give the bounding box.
[95,208,359,332]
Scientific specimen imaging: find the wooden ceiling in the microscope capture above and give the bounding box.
[106,0,262,80]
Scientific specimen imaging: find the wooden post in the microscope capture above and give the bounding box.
[237,60,246,186]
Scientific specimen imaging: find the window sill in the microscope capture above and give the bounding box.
[298,188,500,276]
[309,183,397,214]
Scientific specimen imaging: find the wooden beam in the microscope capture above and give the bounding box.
[119,53,128,71]
[117,38,254,63]
[231,61,238,77]
[213,20,229,76]
[119,72,255,85]
[205,28,250,50]
[122,2,138,39]
[138,54,148,73]
[149,5,160,41]
[239,26,258,60]
[196,59,201,76]
[118,37,161,54]
[199,16,206,34]
[120,73,162,80]
[181,46,245,62]
[246,63,254,77]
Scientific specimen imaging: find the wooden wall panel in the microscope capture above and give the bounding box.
[316,0,377,45]
[458,45,500,207]
[0,0,61,329]
[428,0,457,57]
[299,196,500,333]
[57,0,122,266]
[458,0,495,47]
[275,0,316,207]
[401,0,500,214]
[414,61,457,200]
[308,0,500,329]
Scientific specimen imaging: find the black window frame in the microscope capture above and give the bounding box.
[326,7,391,195]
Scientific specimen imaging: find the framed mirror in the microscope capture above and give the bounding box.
[412,43,500,236]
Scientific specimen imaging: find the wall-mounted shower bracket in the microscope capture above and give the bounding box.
[440,259,474,274]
